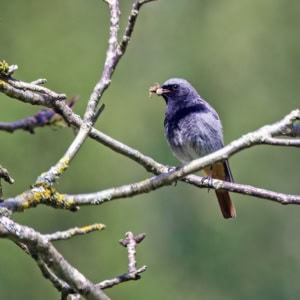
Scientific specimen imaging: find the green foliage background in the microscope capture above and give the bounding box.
[1,0,300,299]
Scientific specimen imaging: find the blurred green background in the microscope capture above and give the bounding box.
[1,0,300,299]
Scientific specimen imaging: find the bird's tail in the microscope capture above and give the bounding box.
[215,190,236,219]
[204,160,236,219]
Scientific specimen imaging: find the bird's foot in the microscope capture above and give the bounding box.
[166,165,178,186]
[201,175,213,193]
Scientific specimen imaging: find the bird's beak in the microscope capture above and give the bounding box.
[156,88,171,96]
[148,83,170,99]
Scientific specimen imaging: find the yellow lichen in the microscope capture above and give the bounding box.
[57,157,71,175]
[0,61,9,76]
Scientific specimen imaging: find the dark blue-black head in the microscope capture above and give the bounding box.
[156,78,199,104]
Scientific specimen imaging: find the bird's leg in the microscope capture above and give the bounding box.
[201,166,213,193]
[167,165,179,186]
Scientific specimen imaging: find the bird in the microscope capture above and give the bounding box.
[154,78,236,219]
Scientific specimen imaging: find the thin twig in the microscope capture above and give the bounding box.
[0,165,14,184]
[45,224,106,241]
[0,78,66,106]
[119,0,156,54]
[85,0,155,123]
[97,232,147,289]
[0,97,77,134]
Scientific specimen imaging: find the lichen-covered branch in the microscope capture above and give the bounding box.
[0,215,110,300]
[44,223,106,241]
[3,217,147,299]
[0,72,67,106]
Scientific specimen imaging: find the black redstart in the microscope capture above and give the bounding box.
[152,78,236,219]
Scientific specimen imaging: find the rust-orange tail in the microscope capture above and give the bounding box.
[215,190,236,219]
[204,160,236,219]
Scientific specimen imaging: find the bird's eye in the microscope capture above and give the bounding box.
[172,84,178,90]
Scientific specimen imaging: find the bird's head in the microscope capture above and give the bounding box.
[154,78,198,104]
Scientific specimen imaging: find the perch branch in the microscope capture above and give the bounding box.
[66,109,300,206]
[1,110,300,212]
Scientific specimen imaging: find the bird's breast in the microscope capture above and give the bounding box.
[164,117,207,163]
[164,108,224,163]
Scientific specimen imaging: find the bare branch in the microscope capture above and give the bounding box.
[259,136,300,147]
[30,78,47,85]
[85,0,155,123]
[0,165,14,184]
[184,175,300,205]
[9,220,146,299]
[0,97,77,134]
[35,258,74,297]
[97,232,147,289]
[84,0,120,123]
[0,216,110,300]
[0,71,66,106]
[0,165,14,202]
[119,0,156,54]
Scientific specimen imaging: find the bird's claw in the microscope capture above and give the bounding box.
[201,176,213,193]
[167,166,178,186]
